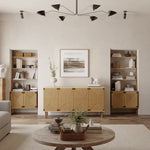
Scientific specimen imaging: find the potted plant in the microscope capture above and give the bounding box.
[48,57,57,86]
[70,109,87,133]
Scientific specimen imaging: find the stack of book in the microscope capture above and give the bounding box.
[16,59,22,68]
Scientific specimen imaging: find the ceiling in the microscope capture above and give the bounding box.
[0,0,150,14]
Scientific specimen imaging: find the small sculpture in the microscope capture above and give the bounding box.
[0,64,7,78]
[129,59,135,68]
[93,78,99,84]
[115,81,121,91]
[89,77,94,84]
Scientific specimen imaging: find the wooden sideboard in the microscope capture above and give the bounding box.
[0,78,5,100]
[43,87,105,118]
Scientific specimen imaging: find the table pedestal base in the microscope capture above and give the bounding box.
[55,146,94,150]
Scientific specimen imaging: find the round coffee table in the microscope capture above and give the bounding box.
[33,126,115,150]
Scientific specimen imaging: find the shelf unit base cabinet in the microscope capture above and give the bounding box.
[11,92,37,109]
[43,87,105,118]
[111,91,138,109]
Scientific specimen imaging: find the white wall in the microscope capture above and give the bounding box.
[0,13,150,115]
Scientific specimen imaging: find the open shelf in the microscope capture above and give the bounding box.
[110,49,138,114]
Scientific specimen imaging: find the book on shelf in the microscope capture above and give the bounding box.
[16,58,22,68]
[15,72,20,79]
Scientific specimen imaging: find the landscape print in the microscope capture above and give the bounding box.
[64,57,85,73]
[60,49,89,77]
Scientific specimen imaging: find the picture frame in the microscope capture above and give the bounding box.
[60,49,89,77]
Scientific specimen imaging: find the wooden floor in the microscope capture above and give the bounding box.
[11,114,150,130]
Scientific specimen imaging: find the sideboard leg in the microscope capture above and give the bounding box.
[55,146,65,150]
[72,148,76,150]
[82,147,94,150]
[101,112,103,119]
[45,112,48,118]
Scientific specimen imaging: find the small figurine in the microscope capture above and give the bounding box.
[89,77,94,84]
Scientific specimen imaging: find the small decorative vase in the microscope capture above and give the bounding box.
[73,123,83,133]
[50,77,57,87]
[55,117,63,125]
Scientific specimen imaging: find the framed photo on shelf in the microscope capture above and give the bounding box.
[60,49,89,77]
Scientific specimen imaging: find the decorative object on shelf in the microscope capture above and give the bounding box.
[112,72,123,80]
[112,61,120,68]
[115,81,121,91]
[33,59,38,68]
[20,71,25,79]
[25,84,30,91]
[49,57,57,86]
[112,53,122,57]
[16,58,23,68]
[15,52,23,57]
[23,53,32,57]
[124,84,134,91]
[129,58,135,68]
[0,64,7,78]
[125,51,131,57]
[14,82,19,89]
[111,82,115,91]
[60,49,89,77]
[126,71,135,80]
[70,109,87,133]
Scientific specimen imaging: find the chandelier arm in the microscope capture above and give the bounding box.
[47,10,75,16]
[76,0,78,14]
[61,5,75,14]
[78,5,91,14]
[78,10,107,16]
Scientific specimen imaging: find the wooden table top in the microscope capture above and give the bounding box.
[33,126,115,148]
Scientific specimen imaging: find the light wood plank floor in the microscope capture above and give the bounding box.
[11,114,150,130]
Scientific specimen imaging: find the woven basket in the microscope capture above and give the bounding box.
[58,125,89,141]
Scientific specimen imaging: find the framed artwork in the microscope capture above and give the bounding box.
[60,49,89,77]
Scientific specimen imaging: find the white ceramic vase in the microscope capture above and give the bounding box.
[73,123,83,133]
[50,77,57,87]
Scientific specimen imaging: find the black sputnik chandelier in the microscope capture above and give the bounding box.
[20,0,128,21]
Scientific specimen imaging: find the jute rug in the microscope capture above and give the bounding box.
[0,124,150,150]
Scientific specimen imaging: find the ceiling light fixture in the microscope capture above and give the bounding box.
[37,10,46,16]
[124,10,127,19]
[36,0,117,21]
[90,16,98,21]
[52,4,60,11]
[20,10,24,19]
[59,16,65,21]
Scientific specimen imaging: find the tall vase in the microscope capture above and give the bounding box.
[73,123,83,133]
[50,77,57,87]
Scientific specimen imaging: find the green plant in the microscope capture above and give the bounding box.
[70,109,87,124]
[48,57,57,77]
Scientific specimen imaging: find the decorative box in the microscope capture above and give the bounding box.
[24,53,32,57]
[15,52,23,57]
